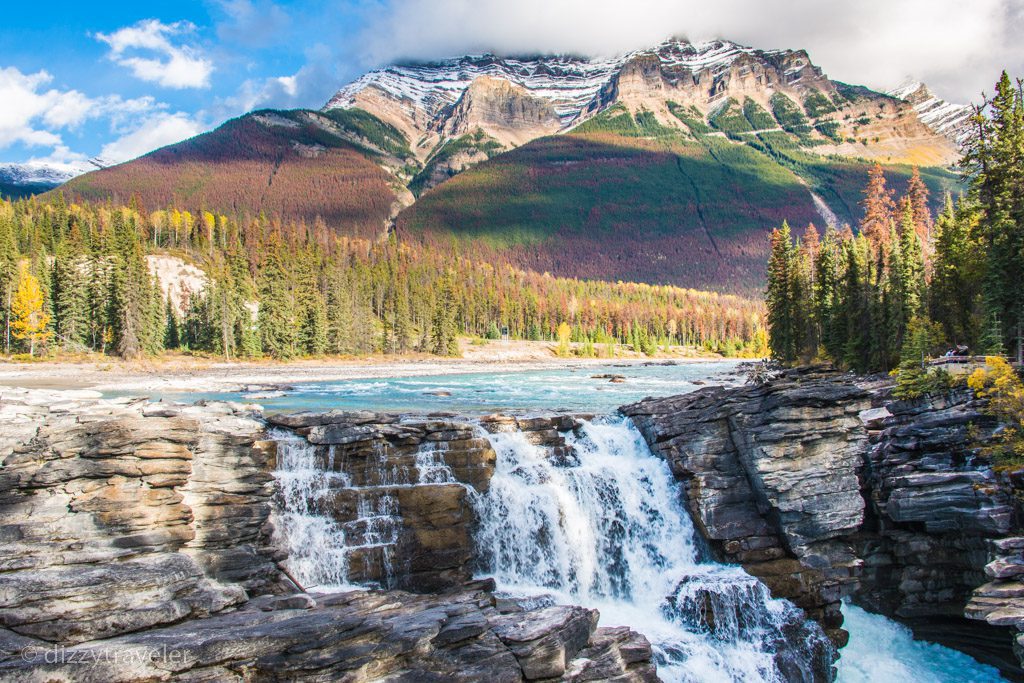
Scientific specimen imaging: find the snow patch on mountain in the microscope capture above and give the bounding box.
[887,80,972,145]
[0,157,109,191]
[326,39,785,126]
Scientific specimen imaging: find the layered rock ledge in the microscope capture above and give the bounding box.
[0,389,657,682]
[623,366,1024,679]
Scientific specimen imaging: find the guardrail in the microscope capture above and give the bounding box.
[926,355,1022,373]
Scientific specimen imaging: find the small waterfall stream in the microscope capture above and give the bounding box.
[271,430,353,589]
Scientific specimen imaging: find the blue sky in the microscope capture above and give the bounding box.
[2,0,1021,171]
[0,1,376,171]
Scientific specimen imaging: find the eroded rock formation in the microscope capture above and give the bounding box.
[0,390,657,682]
[623,367,1024,679]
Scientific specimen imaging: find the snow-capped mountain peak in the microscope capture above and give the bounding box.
[324,38,836,159]
[886,80,973,145]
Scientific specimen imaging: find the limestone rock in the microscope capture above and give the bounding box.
[0,586,656,683]
[0,392,285,645]
[625,367,1024,678]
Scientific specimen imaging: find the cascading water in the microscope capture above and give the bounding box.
[474,417,834,682]
[268,412,1001,682]
[270,429,408,590]
[271,430,352,589]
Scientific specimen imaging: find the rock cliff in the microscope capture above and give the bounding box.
[623,367,1024,679]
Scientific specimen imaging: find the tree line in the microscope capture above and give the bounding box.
[0,195,767,360]
[766,71,1024,393]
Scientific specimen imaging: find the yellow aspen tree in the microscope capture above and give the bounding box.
[10,264,51,357]
[556,321,572,357]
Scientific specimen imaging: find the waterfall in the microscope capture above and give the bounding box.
[268,417,833,681]
[271,430,353,589]
[474,416,834,683]
[270,429,408,590]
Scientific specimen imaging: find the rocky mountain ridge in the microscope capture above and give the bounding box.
[327,38,966,167]
[888,80,974,145]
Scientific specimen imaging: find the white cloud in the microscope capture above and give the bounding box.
[0,63,196,167]
[0,68,91,147]
[0,67,153,152]
[355,0,1024,103]
[99,112,204,164]
[96,19,213,89]
[215,0,292,48]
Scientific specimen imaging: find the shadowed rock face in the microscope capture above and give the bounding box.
[0,391,657,682]
[266,410,498,592]
[623,368,871,646]
[623,367,1024,679]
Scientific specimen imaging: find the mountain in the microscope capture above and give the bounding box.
[57,38,967,294]
[62,109,414,235]
[0,162,93,198]
[886,81,974,146]
[328,39,962,174]
[397,108,958,295]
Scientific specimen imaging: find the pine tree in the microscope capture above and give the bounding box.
[973,72,1024,356]
[110,213,150,359]
[325,266,352,354]
[893,316,947,399]
[258,234,299,359]
[766,222,799,362]
[0,217,19,354]
[930,196,984,346]
[52,239,90,350]
[429,274,459,356]
[164,295,181,349]
[905,167,932,245]
[796,224,819,357]
[860,164,897,248]
[814,227,845,360]
[840,235,873,372]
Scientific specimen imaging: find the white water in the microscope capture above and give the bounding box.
[837,603,1005,683]
[475,417,832,682]
[270,417,1008,682]
[271,431,354,589]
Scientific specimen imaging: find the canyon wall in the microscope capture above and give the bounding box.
[623,367,1024,679]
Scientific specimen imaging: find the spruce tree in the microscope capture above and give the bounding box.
[110,213,150,359]
[52,239,90,350]
[766,222,798,362]
[930,196,984,346]
[813,227,845,360]
[257,234,298,359]
[860,164,897,248]
[0,217,19,353]
[974,72,1024,356]
[164,295,181,349]
[429,274,459,356]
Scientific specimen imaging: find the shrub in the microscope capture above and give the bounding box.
[968,357,1024,467]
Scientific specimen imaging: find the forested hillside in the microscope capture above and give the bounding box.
[0,195,765,361]
[400,106,959,295]
[766,72,1024,395]
[60,109,408,237]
